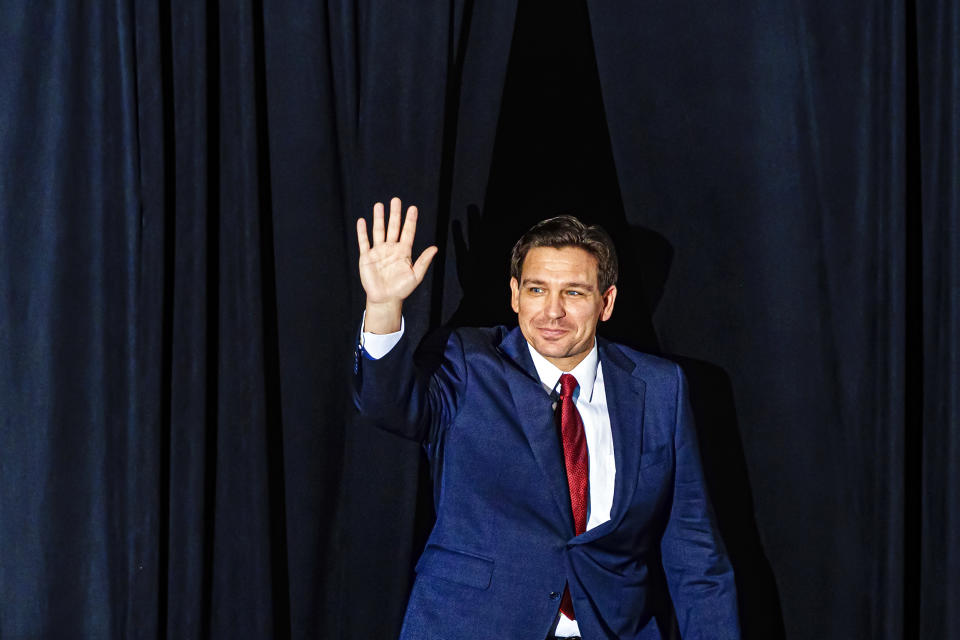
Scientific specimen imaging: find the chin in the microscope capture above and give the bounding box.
[533,341,574,358]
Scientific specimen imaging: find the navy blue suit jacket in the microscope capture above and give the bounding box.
[353,324,740,639]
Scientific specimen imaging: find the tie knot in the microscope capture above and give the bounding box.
[559,373,579,398]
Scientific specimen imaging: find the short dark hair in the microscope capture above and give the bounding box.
[510,215,618,292]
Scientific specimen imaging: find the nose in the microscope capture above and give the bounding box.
[545,293,565,319]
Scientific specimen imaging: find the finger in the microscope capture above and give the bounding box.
[412,245,439,283]
[356,218,370,256]
[372,201,385,245]
[399,205,418,247]
[387,197,402,243]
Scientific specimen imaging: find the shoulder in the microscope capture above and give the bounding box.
[419,325,507,351]
[414,325,511,367]
[599,337,684,388]
[451,325,512,352]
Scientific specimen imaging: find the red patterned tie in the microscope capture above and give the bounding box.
[557,373,588,620]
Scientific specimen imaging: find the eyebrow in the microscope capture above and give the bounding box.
[522,278,596,291]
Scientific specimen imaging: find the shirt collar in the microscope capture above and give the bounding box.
[526,341,599,402]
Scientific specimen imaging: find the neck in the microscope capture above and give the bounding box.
[544,351,590,372]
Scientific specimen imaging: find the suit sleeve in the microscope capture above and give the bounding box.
[351,325,467,444]
[660,364,741,639]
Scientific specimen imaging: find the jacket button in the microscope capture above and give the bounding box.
[549,591,560,600]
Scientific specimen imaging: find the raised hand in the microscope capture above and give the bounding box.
[357,197,438,333]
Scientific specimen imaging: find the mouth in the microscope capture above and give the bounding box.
[536,327,569,339]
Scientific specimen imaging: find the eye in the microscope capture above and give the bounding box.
[529,287,544,294]
[566,290,583,296]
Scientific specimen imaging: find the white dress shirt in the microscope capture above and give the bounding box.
[361,317,616,638]
[526,342,615,637]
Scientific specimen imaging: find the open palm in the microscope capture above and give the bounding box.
[357,197,438,305]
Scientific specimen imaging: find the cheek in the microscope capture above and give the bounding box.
[519,299,540,318]
[573,312,598,335]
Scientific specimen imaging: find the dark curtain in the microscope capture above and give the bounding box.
[0,1,956,639]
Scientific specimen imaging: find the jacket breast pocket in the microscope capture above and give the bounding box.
[415,544,494,590]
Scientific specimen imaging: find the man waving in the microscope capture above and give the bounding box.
[353,198,740,640]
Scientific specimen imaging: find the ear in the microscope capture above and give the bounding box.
[599,285,617,322]
[510,277,520,313]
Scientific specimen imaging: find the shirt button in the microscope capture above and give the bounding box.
[549,591,560,600]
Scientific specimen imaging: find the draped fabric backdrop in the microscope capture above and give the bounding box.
[1,1,957,638]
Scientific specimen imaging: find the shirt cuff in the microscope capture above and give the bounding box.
[360,312,404,359]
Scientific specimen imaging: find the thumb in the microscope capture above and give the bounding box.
[412,246,439,283]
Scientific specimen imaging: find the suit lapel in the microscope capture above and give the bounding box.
[498,327,575,533]
[570,338,646,545]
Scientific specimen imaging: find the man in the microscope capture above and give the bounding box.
[353,198,740,639]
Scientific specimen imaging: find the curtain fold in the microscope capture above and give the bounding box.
[917,1,960,637]
[0,2,153,636]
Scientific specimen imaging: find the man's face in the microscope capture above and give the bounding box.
[510,246,617,371]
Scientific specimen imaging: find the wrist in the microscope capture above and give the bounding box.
[364,301,403,334]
